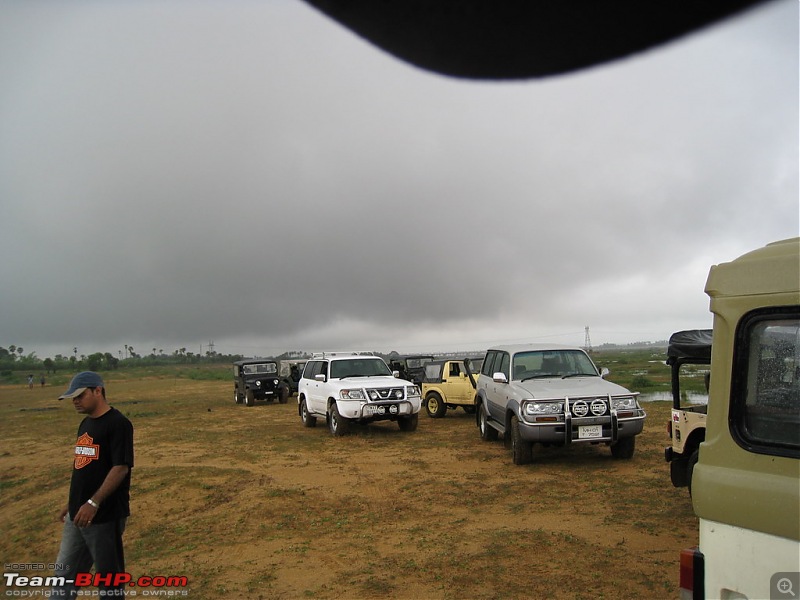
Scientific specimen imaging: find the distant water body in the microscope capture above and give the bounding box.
[638,391,708,405]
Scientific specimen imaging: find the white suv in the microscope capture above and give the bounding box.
[297,352,422,436]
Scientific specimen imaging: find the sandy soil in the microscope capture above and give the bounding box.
[0,380,697,599]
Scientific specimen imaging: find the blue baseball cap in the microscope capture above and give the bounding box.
[59,371,104,399]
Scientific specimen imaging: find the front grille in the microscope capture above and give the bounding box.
[365,387,405,401]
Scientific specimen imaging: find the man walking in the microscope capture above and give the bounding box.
[52,371,134,598]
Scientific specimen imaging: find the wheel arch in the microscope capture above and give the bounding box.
[683,427,707,457]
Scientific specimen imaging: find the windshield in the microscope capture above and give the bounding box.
[512,350,597,380]
[468,358,484,374]
[424,363,443,380]
[242,363,277,375]
[406,357,434,369]
[330,358,393,379]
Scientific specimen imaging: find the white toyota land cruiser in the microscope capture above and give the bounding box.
[297,352,422,436]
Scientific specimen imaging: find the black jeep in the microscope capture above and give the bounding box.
[233,359,289,406]
[387,355,435,387]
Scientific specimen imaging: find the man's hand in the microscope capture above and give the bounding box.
[72,502,98,528]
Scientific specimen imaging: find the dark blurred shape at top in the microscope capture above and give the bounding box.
[302,0,774,79]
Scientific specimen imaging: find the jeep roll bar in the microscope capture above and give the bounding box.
[666,329,712,410]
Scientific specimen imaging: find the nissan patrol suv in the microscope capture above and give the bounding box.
[297,352,422,435]
[475,344,646,464]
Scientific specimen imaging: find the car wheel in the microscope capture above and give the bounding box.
[328,403,350,436]
[687,448,699,496]
[610,436,636,459]
[398,413,419,431]
[245,389,255,407]
[425,393,447,418]
[478,403,498,441]
[511,415,533,465]
[234,390,243,404]
[300,398,317,428]
[279,385,289,404]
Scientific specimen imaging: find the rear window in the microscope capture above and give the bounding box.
[731,308,800,458]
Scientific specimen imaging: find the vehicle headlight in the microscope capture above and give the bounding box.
[273,379,279,385]
[524,402,563,416]
[612,397,638,410]
[255,380,262,387]
[406,386,420,398]
[341,389,365,400]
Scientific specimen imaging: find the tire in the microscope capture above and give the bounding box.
[398,413,419,432]
[611,436,636,459]
[425,393,447,418]
[328,403,350,436]
[245,389,255,407]
[279,385,289,404]
[511,415,533,465]
[687,449,699,496]
[478,403,498,441]
[300,398,317,428]
[234,390,243,404]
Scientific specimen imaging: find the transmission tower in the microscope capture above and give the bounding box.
[207,340,215,354]
[584,326,592,352]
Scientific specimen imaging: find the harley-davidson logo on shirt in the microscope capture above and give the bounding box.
[74,432,99,469]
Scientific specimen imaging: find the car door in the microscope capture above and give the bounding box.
[485,351,510,420]
[440,361,470,404]
[304,360,327,415]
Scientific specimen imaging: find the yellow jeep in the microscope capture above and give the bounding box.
[664,329,711,493]
[421,357,482,418]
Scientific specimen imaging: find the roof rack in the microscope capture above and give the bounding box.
[310,351,376,359]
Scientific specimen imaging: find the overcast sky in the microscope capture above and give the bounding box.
[1,0,797,360]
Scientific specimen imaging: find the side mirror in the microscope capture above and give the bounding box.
[600,367,609,379]
[392,370,400,378]
[492,372,508,384]
[315,373,327,382]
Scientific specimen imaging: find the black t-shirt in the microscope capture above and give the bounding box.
[68,407,134,523]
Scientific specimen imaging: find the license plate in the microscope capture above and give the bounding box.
[364,404,399,416]
[578,425,603,439]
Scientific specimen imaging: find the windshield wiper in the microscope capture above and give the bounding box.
[562,373,596,379]
[521,374,558,381]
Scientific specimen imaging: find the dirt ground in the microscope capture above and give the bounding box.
[0,379,698,599]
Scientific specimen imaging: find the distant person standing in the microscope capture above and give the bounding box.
[40,374,46,387]
[27,374,33,389]
[52,372,134,599]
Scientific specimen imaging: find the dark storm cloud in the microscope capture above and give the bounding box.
[0,0,797,358]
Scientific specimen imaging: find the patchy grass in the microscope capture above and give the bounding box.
[0,357,695,600]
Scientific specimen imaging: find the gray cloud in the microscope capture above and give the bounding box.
[1,0,797,359]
